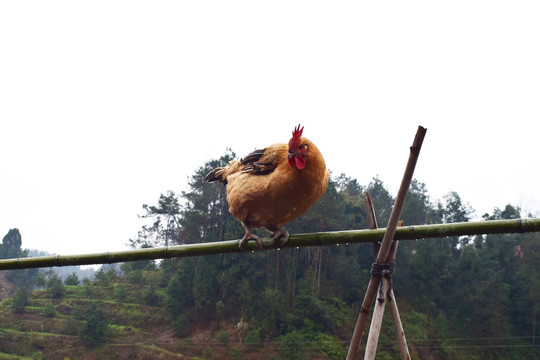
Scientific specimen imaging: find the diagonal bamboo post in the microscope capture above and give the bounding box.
[346,125,426,360]
[365,126,426,359]
[364,191,410,359]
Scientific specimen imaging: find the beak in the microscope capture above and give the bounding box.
[288,151,306,170]
[288,152,296,169]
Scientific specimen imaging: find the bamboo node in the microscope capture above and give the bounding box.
[371,262,396,304]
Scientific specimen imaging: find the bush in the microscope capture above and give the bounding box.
[315,333,345,360]
[47,276,66,298]
[244,328,262,348]
[229,347,243,360]
[64,273,80,286]
[277,330,309,360]
[11,288,27,314]
[142,284,160,306]
[79,301,109,345]
[203,348,213,359]
[114,285,128,302]
[94,268,116,285]
[172,314,190,337]
[217,330,230,344]
[43,304,56,318]
[126,269,144,284]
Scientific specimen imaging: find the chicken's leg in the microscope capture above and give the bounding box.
[239,222,262,249]
[266,226,289,247]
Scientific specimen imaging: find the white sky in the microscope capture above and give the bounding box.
[1,1,539,255]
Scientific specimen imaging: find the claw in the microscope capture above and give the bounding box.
[238,232,262,249]
[239,222,262,249]
[270,229,289,247]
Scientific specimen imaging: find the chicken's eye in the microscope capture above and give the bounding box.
[303,144,308,150]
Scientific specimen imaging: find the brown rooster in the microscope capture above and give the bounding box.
[205,125,330,249]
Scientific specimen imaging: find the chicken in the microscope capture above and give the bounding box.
[205,125,330,249]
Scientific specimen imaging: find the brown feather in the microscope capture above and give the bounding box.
[206,136,329,232]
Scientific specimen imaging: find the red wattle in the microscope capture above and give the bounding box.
[295,155,306,170]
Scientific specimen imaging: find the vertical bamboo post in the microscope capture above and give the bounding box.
[365,238,410,360]
[346,126,426,360]
[364,277,390,359]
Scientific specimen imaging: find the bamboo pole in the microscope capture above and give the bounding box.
[0,218,538,271]
[376,126,426,264]
[388,288,409,359]
[354,126,426,360]
[386,235,411,359]
[357,192,411,359]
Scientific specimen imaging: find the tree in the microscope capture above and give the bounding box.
[440,191,472,224]
[11,288,28,314]
[129,191,182,248]
[94,266,117,285]
[64,272,80,286]
[142,284,160,306]
[193,257,219,320]
[178,150,236,244]
[128,151,540,359]
[47,275,66,298]
[402,179,435,225]
[165,258,195,317]
[365,177,394,225]
[483,204,521,221]
[0,228,23,259]
[1,229,38,288]
[277,330,310,360]
[79,301,109,345]
[172,314,190,337]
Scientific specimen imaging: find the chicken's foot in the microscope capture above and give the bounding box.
[267,227,289,247]
[239,222,262,249]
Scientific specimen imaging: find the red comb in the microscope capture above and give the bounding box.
[292,124,304,142]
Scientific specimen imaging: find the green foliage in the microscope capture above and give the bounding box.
[193,257,218,321]
[94,267,117,285]
[79,301,109,345]
[2,152,539,360]
[314,333,345,360]
[124,153,540,359]
[125,269,144,284]
[63,316,79,335]
[121,259,155,273]
[11,288,28,314]
[229,347,243,360]
[164,258,195,317]
[172,314,190,337]
[277,330,310,360]
[129,191,182,248]
[244,328,262,348]
[1,229,39,288]
[0,228,23,259]
[64,272,80,286]
[203,347,213,359]
[142,284,160,306]
[43,303,56,317]
[47,275,66,299]
[217,330,230,344]
[114,284,128,302]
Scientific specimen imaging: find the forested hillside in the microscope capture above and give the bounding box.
[1,151,539,360]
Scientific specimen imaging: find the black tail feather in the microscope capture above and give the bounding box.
[205,167,227,185]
